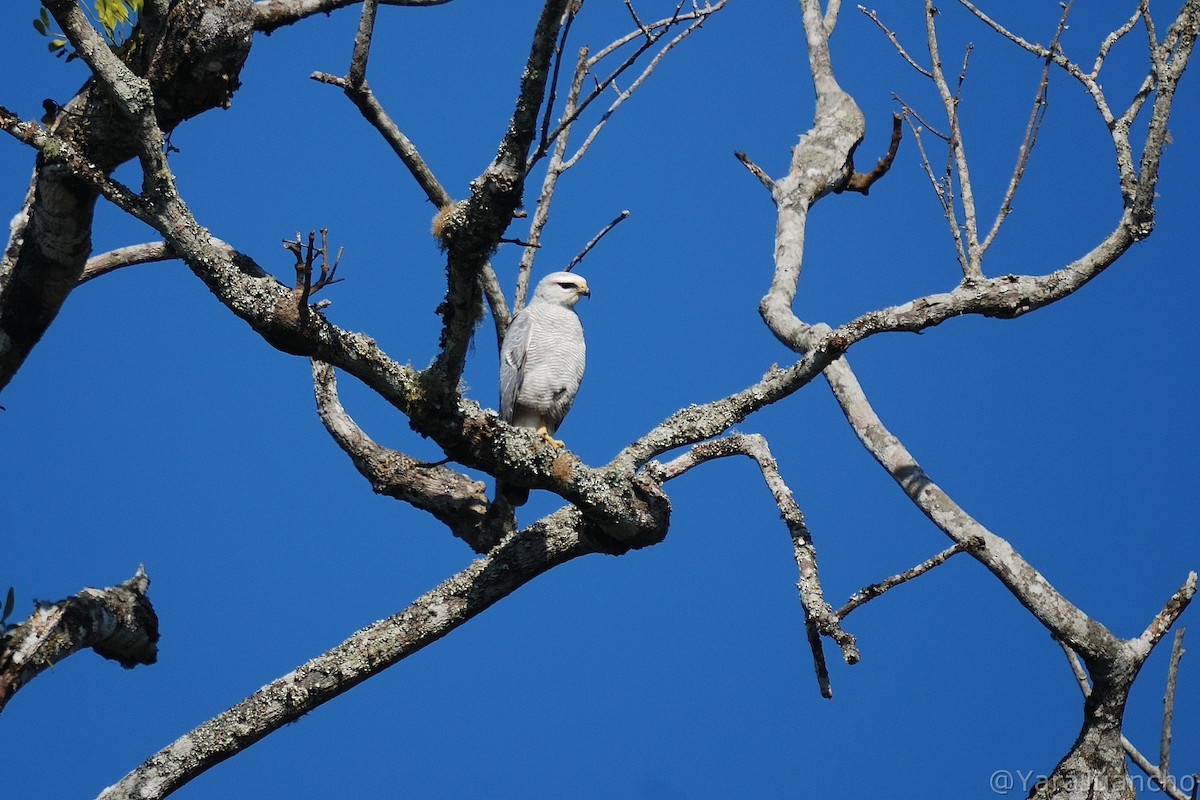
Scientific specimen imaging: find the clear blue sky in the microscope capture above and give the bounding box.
[2,2,1197,798]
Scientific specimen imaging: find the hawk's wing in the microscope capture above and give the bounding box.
[499,307,534,423]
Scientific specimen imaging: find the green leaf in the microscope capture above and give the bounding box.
[49,38,68,51]
[96,0,132,38]
[2,587,13,621]
[33,18,46,35]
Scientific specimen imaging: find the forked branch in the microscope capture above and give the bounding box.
[651,432,857,698]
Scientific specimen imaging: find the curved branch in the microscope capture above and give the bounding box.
[80,242,177,283]
[311,360,494,551]
[0,568,158,715]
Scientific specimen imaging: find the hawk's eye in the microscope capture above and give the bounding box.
[558,283,575,289]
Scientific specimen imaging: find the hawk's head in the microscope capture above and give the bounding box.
[534,271,590,307]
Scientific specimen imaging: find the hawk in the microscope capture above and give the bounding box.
[497,271,590,506]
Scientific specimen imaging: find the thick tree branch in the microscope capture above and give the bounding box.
[425,0,571,393]
[97,513,602,800]
[0,0,254,393]
[1057,633,1194,800]
[0,568,158,715]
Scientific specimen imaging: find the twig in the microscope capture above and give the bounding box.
[894,95,947,141]
[562,8,722,170]
[563,210,629,273]
[925,1,982,277]
[1161,627,1184,777]
[1092,4,1144,78]
[535,2,728,168]
[857,5,932,77]
[835,543,966,619]
[515,45,591,315]
[978,2,1069,254]
[1136,572,1197,657]
[734,150,775,192]
[624,0,650,38]
[538,0,580,151]
[895,102,967,269]
[515,2,724,316]
[310,73,450,208]
[1056,636,1091,696]
[284,229,343,316]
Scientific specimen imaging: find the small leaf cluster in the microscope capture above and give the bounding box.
[32,8,69,57]
[32,0,143,60]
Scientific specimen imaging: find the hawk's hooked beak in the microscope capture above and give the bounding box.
[578,281,591,298]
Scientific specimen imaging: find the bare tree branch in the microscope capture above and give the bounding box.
[1134,573,1197,659]
[1059,629,1194,800]
[651,432,857,698]
[534,2,729,168]
[835,543,967,619]
[96,514,602,800]
[515,42,590,314]
[311,360,493,551]
[0,568,158,715]
[857,5,932,77]
[515,3,726,316]
[924,0,981,277]
[79,241,176,283]
[563,210,629,273]
[734,150,776,192]
[561,6,724,171]
[978,4,1067,253]
[1161,628,1185,784]
[426,0,572,392]
[252,0,453,34]
[0,0,255,393]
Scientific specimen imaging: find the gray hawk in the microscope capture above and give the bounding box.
[497,271,590,506]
